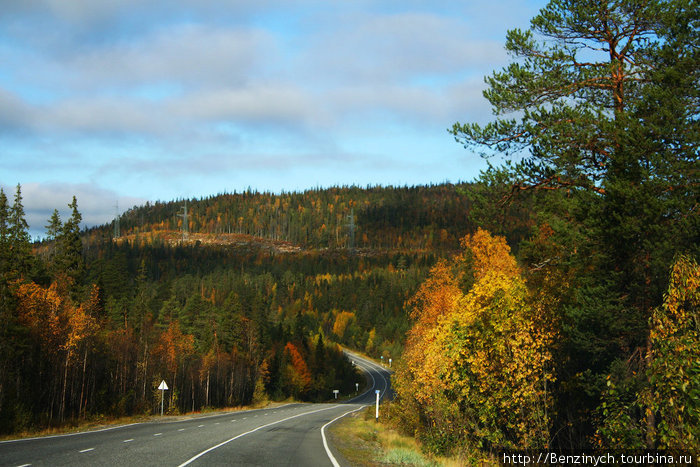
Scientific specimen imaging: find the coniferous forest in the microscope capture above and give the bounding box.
[0,183,481,435]
[0,0,698,460]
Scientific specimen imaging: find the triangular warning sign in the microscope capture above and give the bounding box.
[158,380,168,390]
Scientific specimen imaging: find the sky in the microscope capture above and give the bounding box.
[0,0,545,238]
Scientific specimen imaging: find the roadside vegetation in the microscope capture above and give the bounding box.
[330,406,467,467]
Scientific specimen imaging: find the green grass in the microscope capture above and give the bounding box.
[329,407,464,466]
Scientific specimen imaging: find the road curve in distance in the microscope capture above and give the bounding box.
[0,350,392,467]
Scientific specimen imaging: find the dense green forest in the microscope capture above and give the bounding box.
[1,182,503,435]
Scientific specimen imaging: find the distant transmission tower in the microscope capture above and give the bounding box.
[178,200,189,241]
[113,201,120,238]
[347,208,355,252]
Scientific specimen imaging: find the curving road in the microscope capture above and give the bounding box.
[0,350,391,467]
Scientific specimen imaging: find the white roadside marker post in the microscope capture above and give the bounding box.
[375,390,380,422]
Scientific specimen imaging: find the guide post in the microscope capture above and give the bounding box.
[375,390,380,421]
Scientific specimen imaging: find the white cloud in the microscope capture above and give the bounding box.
[68,24,276,89]
[0,0,544,206]
[169,85,324,125]
[298,11,506,85]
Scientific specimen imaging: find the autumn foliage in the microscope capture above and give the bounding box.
[597,255,700,451]
[393,228,555,453]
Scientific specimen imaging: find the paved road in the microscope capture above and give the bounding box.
[0,351,391,467]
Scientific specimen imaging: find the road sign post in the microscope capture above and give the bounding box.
[333,389,339,399]
[158,380,168,416]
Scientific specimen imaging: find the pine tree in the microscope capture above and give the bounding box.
[451,0,698,448]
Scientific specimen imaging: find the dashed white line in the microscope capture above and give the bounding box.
[177,405,342,467]
[17,464,31,467]
[198,424,205,428]
[123,439,134,443]
[178,428,186,432]
[154,433,162,436]
[79,448,95,453]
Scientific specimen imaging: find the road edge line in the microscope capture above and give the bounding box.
[321,405,367,467]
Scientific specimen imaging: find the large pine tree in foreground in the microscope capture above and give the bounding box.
[449,0,698,449]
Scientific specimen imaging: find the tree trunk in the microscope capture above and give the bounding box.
[60,351,70,422]
[79,347,87,418]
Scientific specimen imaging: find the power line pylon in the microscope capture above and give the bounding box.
[114,201,120,239]
[347,208,355,253]
[178,200,189,242]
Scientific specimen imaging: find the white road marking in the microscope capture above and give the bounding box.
[0,423,141,444]
[154,433,162,436]
[17,464,31,466]
[198,424,204,428]
[79,448,95,453]
[178,428,186,432]
[123,439,134,443]
[177,405,343,467]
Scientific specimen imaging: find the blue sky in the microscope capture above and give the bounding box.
[0,0,545,238]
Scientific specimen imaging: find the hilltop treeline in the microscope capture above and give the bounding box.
[102,183,530,252]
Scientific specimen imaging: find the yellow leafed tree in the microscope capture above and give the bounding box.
[393,228,555,454]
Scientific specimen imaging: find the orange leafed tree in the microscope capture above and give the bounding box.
[283,342,311,397]
[13,280,100,421]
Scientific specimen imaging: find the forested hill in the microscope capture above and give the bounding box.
[3,182,535,434]
[89,183,497,252]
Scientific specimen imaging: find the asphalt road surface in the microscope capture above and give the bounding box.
[0,351,391,467]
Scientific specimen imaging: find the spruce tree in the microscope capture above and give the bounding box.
[56,196,84,287]
[8,184,32,278]
[45,209,62,241]
[0,189,9,278]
